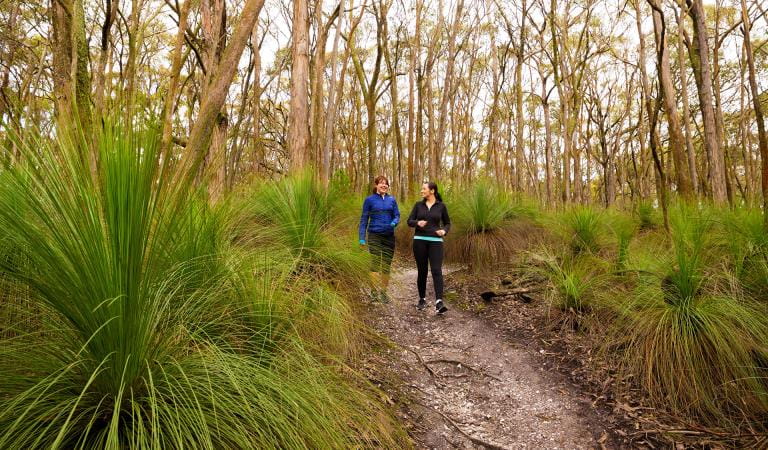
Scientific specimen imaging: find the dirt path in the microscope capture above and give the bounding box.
[370,269,606,449]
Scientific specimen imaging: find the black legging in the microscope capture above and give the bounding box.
[413,239,444,300]
[368,232,395,274]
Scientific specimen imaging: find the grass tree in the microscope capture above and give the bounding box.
[446,180,538,270]
[0,125,403,448]
[609,205,768,424]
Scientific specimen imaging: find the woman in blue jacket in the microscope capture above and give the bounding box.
[359,175,400,302]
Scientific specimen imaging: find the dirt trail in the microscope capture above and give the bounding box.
[370,268,605,449]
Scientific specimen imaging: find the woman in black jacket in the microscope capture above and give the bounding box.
[407,182,450,314]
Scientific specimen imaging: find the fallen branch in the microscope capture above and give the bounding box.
[480,287,539,302]
[425,358,503,382]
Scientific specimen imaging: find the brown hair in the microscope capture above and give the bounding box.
[424,181,443,202]
[372,175,389,194]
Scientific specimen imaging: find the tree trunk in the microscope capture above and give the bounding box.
[50,0,94,166]
[124,0,145,122]
[289,0,311,171]
[310,2,341,170]
[648,0,693,199]
[542,83,554,207]
[161,0,191,155]
[249,29,263,177]
[382,8,404,199]
[321,0,346,184]
[434,0,464,180]
[183,0,265,182]
[676,9,698,195]
[514,0,528,191]
[685,0,727,203]
[94,0,119,117]
[740,0,768,227]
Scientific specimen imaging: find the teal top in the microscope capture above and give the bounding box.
[413,235,443,242]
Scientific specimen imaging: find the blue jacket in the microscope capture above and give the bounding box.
[359,193,400,241]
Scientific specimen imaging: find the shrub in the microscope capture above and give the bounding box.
[240,171,369,291]
[532,250,605,314]
[446,180,538,270]
[606,210,638,270]
[610,206,768,424]
[0,125,403,448]
[552,205,606,255]
[635,200,660,230]
[717,207,768,301]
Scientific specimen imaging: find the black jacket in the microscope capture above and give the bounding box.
[407,201,451,238]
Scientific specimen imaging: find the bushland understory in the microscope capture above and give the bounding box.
[1,130,767,448]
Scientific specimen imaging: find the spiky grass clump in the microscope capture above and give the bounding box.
[531,250,605,315]
[241,171,369,290]
[610,205,768,424]
[606,210,638,270]
[635,200,660,230]
[552,205,606,256]
[717,207,768,301]
[0,127,404,448]
[447,180,537,269]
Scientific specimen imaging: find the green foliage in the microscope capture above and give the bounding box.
[446,180,538,270]
[241,171,368,289]
[0,126,403,448]
[717,207,768,301]
[606,210,638,270]
[610,205,768,424]
[553,205,606,255]
[635,201,659,230]
[532,250,605,314]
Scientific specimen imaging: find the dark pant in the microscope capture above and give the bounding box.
[368,232,395,274]
[413,239,444,300]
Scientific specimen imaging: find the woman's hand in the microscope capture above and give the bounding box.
[417,220,427,227]
[436,229,446,237]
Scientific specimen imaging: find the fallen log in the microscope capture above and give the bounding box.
[479,287,539,303]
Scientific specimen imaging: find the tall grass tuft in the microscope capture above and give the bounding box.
[610,205,768,424]
[533,250,605,315]
[0,126,403,448]
[635,201,660,230]
[552,205,606,255]
[241,171,368,289]
[446,180,538,269]
[718,207,768,301]
[606,211,638,270]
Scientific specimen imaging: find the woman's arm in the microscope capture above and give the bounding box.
[440,204,451,234]
[391,198,401,227]
[358,197,371,242]
[407,203,419,227]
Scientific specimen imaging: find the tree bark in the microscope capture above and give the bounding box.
[183,0,265,182]
[382,3,404,198]
[434,0,464,180]
[289,0,311,171]
[320,0,347,184]
[50,0,94,167]
[685,0,728,203]
[310,1,341,169]
[94,0,119,117]
[675,9,699,195]
[740,0,768,227]
[161,0,191,155]
[648,0,693,200]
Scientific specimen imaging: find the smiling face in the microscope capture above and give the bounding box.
[420,183,433,199]
[375,179,389,195]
